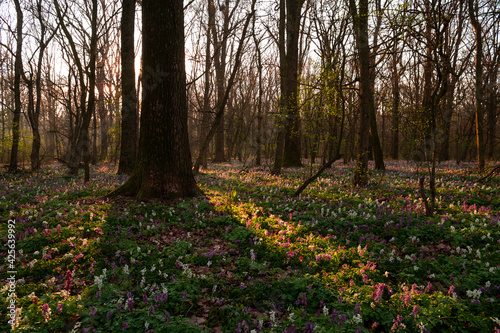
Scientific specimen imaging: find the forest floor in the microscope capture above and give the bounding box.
[1,160,499,332]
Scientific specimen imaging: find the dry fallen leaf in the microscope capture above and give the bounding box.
[187,316,206,326]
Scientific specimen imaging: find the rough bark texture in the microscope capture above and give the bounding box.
[349,0,371,186]
[118,0,138,174]
[113,0,201,199]
[281,0,304,168]
[9,0,23,172]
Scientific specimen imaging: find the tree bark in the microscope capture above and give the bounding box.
[9,0,23,172]
[112,0,201,199]
[349,0,371,186]
[281,0,304,168]
[468,0,485,171]
[118,0,138,175]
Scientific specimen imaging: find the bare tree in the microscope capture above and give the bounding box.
[271,0,306,174]
[54,0,98,181]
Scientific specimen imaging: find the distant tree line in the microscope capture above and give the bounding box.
[0,0,498,188]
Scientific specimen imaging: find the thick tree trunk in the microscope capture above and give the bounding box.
[349,0,371,186]
[9,0,23,172]
[281,0,304,168]
[113,0,201,199]
[118,0,138,174]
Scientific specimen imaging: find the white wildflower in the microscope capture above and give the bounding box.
[94,276,103,290]
[322,306,329,316]
[28,259,38,268]
[352,314,362,324]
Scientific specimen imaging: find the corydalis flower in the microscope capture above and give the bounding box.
[372,283,385,303]
[391,315,404,331]
[42,303,51,320]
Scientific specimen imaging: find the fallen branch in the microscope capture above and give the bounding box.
[293,154,341,197]
[478,164,500,184]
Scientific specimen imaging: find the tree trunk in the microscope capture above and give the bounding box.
[9,0,23,172]
[212,0,229,163]
[118,0,138,174]
[253,17,263,166]
[368,0,384,170]
[391,38,400,160]
[468,0,485,171]
[200,0,214,170]
[486,68,497,159]
[97,61,108,162]
[281,0,304,168]
[441,77,455,161]
[112,0,201,199]
[349,0,371,186]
